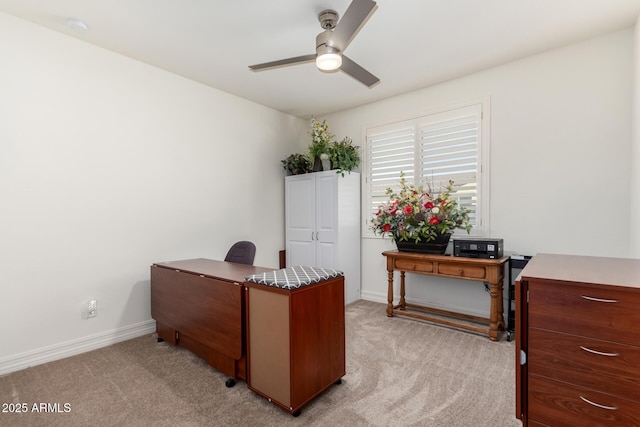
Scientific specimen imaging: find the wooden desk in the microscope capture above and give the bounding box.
[151,258,274,384]
[382,251,509,341]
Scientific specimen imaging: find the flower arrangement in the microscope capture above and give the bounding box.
[371,172,472,243]
[306,117,361,175]
[309,118,335,162]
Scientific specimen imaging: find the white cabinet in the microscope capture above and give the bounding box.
[285,171,360,303]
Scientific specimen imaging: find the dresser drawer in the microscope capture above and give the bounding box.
[529,328,640,400]
[528,375,640,426]
[394,259,434,273]
[437,263,486,279]
[528,280,640,345]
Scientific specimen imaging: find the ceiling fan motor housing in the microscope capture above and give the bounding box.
[318,9,339,29]
[316,30,337,51]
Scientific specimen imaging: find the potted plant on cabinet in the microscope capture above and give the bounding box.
[328,137,360,176]
[281,153,311,175]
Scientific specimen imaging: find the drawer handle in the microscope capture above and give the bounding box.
[579,346,619,357]
[580,295,618,303]
[579,396,618,411]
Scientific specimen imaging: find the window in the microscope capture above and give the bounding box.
[362,99,489,237]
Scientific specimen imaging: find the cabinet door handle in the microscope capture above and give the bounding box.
[311,232,315,240]
[580,295,618,303]
[579,396,618,411]
[316,232,319,240]
[579,346,619,357]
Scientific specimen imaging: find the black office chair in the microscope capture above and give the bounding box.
[224,241,256,265]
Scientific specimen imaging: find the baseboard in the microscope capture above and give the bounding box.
[359,290,496,319]
[0,320,156,376]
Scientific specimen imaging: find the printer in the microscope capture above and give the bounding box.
[453,237,504,259]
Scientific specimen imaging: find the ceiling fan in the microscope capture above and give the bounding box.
[248,0,379,88]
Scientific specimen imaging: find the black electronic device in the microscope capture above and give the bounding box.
[452,237,504,259]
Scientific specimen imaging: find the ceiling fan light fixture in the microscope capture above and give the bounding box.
[316,52,342,71]
[316,43,342,71]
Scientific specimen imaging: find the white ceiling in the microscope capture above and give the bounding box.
[1,0,640,118]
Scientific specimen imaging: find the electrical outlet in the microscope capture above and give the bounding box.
[86,300,97,318]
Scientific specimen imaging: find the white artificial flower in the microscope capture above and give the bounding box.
[431,206,440,214]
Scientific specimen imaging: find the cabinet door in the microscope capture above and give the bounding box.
[315,173,338,269]
[285,174,316,267]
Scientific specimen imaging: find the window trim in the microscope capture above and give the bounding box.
[361,97,491,239]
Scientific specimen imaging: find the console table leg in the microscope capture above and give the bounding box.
[488,281,500,341]
[497,281,505,330]
[386,270,394,317]
[399,271,406,310]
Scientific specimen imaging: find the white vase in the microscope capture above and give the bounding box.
[320,153,331,171]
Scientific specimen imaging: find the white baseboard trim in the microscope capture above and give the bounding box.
[359,290,497,319]
[0,320,156,376]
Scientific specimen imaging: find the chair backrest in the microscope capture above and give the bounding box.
[224,241,256,265]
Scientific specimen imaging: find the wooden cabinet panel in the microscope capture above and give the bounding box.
[528,279,640,346]
[150,259,274,381]
[151,266,242,359]
[247,288,291,406]
[528,375,640,427]
[529,328,640,400]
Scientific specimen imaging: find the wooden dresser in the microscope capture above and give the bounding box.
[515,254,640,426]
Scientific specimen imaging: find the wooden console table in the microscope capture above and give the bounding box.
[382,250,509,341]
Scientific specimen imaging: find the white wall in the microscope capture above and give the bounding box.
[327,29,634,316]
[631,14,640,257]
[0,12,307,372]
[1,11,635,374]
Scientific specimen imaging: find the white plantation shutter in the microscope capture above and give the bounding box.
[363,101,488,237]
[418,104,481,226]
[365,121,415,218]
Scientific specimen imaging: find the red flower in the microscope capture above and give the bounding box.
[390,209,397,215]
[382,224,391,232]
[424,201,434,209]
[429,217,440,225]
[403,206,413,215]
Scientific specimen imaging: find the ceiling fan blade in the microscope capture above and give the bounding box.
[329,0,378,52]
[249,54,316,71]
[340,55,379,88]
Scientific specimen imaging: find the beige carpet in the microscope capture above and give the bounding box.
[0,300,521,426]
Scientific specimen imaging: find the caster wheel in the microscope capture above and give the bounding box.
[292,410,301,417]
[225,378,236,388]
[335,379,342,385]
